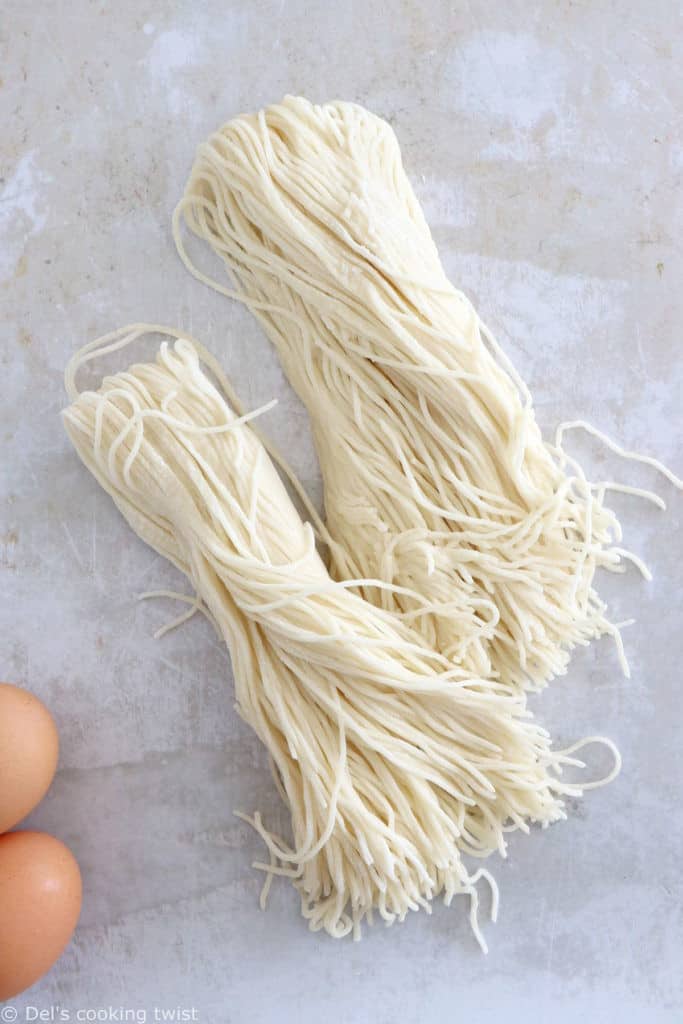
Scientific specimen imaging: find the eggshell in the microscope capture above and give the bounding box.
[0,682,59,833]
[0,831,82,1000]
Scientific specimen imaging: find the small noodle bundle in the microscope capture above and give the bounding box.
[63,325,617,949]
[175,95,682,690]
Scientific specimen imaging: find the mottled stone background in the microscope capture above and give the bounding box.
[1,2,681,1021]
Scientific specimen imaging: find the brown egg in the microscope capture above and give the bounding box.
[0,831,82,1000]
[0,682,59,833]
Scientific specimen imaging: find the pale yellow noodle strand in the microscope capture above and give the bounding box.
[63,325,619,950]
[176,96,682,692]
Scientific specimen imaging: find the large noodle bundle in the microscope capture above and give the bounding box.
[62,325,615,949]
[175,96,681,691]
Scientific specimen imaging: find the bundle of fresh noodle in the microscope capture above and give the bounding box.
[175,96,681,690]
[62,325,615,950]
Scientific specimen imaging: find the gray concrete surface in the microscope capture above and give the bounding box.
[1,2,682,1021]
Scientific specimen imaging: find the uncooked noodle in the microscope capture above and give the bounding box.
[175,95,682,691]
[63,324,620,950]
